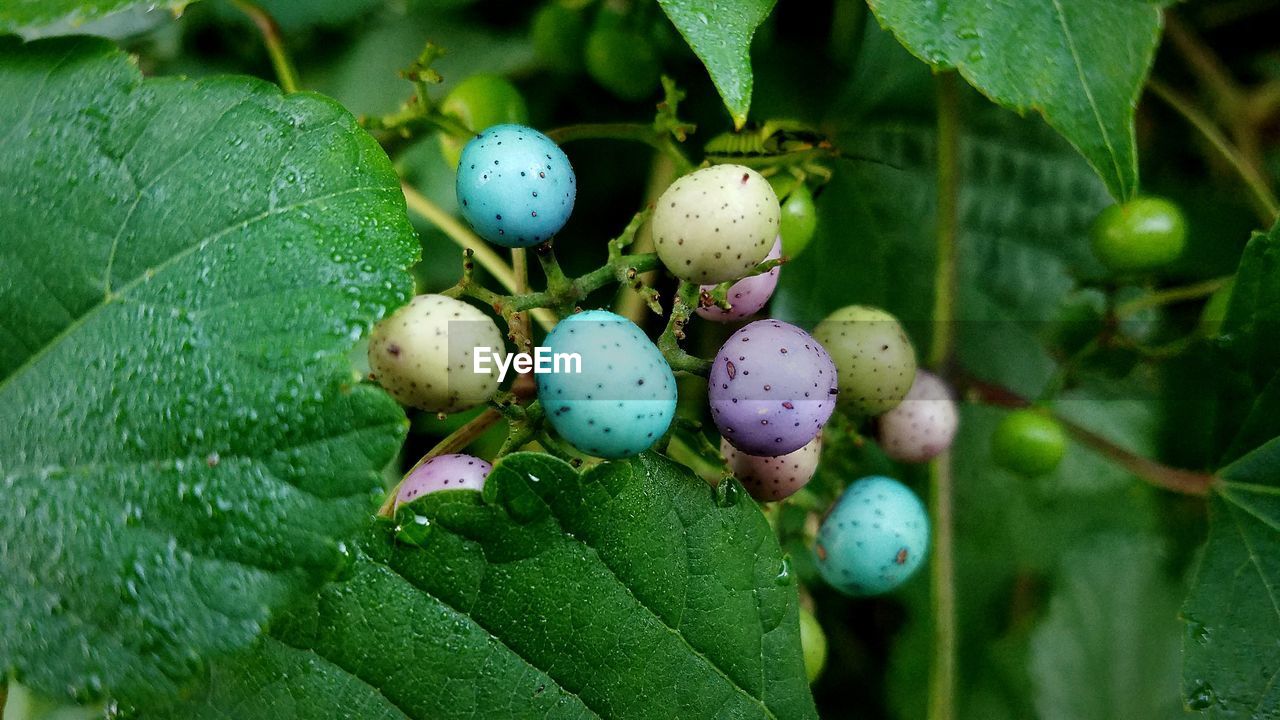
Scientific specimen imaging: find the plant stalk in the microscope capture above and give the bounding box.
[232,0,300,94]
[927,70,961,720]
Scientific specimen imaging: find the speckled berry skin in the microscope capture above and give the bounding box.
[536,310,677,458]
[456,124,576,247]
[877,371,958,463]
[696,236,782,322]
[721,435,820,502]
[397,454,492,504]
[815,476,929,596]
[368,294,505,413]
[813,305,917,417]
[709,320,838,457]
[652,164,779,284]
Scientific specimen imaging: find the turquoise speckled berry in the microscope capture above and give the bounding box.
[814,476,929,596]
[536,310,677,458]
[456,124,576,247]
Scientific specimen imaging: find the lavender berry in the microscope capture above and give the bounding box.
[696,236,782,322]
[721,435,821,502]
[877,371,959,463]
[455,124,576,247]
[397,453,492,504]
[709,319,838,456]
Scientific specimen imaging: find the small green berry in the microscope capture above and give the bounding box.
[439,75,529,169]
[778,183,817,258]
[1090,196,1188,273]
[991,409,1066,477]
[584,25,660,101]
[531,3,586,73]
[798,606,827,683]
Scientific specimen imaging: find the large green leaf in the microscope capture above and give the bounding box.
[0,37,416,706]
[657,0,778,128]
[1029,535,1183,720]
[0,0,188,32]
[1220,223,1280,393]
[1182,224,1280,718]
[147,453,818,719]
[774,112,1112,398]
[864,0,1163,200]
[1183,444,1280,718]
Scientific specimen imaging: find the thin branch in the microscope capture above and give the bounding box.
[377,407,504,517]
[401,184,556,332]
[927,71,961,720]
[232,0,299,94]
[546,122,694,173]
[1148,79,1279,225]
[1114,275,1232,318]
[963,376,1215,496]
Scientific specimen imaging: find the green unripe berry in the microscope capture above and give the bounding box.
[585,26,660,101]
[1090,196,1188,273]
[531,3,586,73]
[778,183,817,258]
[991,409,1066,477]
[813,305,917,416]
[438,75,529,169]
[798,606,827,684]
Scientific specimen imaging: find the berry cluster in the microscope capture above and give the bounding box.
[369,120,965,602]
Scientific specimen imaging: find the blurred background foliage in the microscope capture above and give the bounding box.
[61,0,1280,716]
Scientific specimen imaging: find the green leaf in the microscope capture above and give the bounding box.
[1220,222,1280,391]
[149,453,818,719]
[0,37,416,706]
[864,0,1163,200]
[1182,443,1280,717]
[657,0,778,128]
[1212,223,1280,463]
[774,112,1112,398]
[0,0,189,32]
[1029,535,1184,720]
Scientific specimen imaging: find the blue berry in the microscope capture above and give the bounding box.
[536,310,677,458]
[455,124,576,247]
[814,476,929,596]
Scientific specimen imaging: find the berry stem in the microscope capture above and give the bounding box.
[545,123,695,174]
[962,376,1216,495]
[377,407,505,517]
[401,183,558,331]
[1113,275,1233,317]
[657,282,713,375]
[927,70,962,720]
[231,0,299,94]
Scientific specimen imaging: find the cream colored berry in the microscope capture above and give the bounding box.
[368,294,505,413]
[813,305,917,416]
[652,164,779,284]
[877,371,958,463]
[721,436,821,502]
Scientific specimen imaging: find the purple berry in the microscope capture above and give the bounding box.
[877,371,958,463]
[709,319,838,456]
[696,236,782,322]
[396,453,492,504]
[721,436,821,502]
